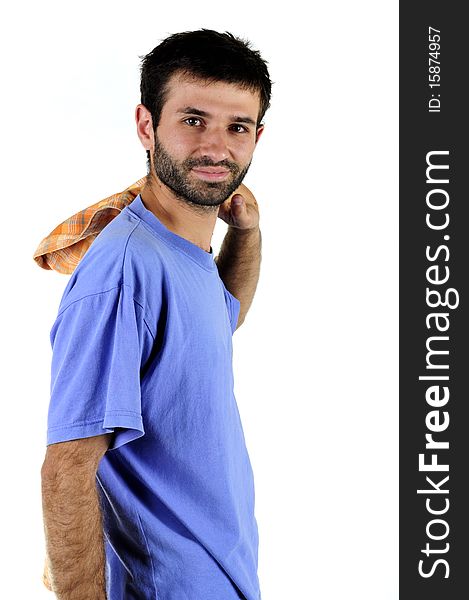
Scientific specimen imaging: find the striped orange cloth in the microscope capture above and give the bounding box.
[33,178,146,274]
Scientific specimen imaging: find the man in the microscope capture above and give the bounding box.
[41,29,271,600]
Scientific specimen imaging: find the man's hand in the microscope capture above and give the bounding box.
[217,184,259,231]
[41,434,112,599]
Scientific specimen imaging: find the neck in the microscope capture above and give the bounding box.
[140,173,218,253]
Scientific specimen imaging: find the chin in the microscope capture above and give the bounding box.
[187,185,233,206]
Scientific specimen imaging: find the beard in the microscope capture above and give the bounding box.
[151,134,251,209]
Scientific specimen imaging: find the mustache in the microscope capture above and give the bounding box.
[183,157,239,173]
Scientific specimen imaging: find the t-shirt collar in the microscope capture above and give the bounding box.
[128,195,217,271]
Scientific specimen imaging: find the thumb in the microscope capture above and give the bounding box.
[231,194,244,207]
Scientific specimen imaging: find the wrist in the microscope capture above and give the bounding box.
[228,223,260,235]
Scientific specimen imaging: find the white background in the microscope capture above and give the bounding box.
[0,1,398,598]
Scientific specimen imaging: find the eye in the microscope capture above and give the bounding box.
[229,124,249,133]
[183,117,203,127]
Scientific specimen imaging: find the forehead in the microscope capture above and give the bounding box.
[162,72,261,122]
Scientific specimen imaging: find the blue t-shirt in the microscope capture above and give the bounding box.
[47,194,260,600]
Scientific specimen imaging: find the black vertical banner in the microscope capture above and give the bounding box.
[400,4,467,599]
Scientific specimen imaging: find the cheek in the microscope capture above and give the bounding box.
[163,135,193,161]
[157,123,195,154]
[233,139,256,163]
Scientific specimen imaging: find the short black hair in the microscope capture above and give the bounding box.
[139,29,272,166]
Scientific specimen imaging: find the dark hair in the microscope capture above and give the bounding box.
[139,29,272,165]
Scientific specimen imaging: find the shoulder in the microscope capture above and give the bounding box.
[57,208,166,316]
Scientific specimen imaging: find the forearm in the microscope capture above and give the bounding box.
[41,466,107,599]
[216,225,262,327]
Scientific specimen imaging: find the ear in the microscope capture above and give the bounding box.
[255,124,265,144]
[135,104,154,151]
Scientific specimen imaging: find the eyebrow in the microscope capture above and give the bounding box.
[177,106,257,126]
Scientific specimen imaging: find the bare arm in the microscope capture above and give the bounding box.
[216,226,261,330]
[216,184,262,329]
[41,433,113,599]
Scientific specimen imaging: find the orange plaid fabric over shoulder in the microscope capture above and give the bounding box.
[33,179,145,274]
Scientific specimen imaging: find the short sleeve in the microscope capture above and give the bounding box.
[47,284,154,450]
[222,285,241,334]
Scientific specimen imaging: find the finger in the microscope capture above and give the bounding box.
[43,557,53,592]
[230,195,245,220]
[231,194,244,207]
[42,572,52,591]
[217,202,231,222]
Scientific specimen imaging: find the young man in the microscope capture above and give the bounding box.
[41,29,271,600]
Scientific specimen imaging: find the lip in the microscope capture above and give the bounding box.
[191,168,230,181]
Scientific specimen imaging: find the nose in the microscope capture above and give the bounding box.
[196,127,230,163]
